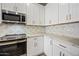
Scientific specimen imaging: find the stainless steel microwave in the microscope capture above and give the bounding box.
[2,10,26,24]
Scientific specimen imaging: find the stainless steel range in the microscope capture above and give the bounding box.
[0,34,27,56]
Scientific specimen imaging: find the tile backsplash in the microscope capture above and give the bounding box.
[46,23,79,38]
[1,22,79,38]
[0,23,26,37]
[0,24,45,37]
[26,26,45,36]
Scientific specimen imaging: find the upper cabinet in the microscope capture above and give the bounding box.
[59,3,69,23]
[2,3,16,11]
[27,3,39,25]
[1,3,79,25]
[45,3,79,25]
[68,3,79,22]
[59,3,79,24]
[45,3,59,25]
[2,3,27,14]
[39,4,45,25]
[15,3,27,13]
[27,3,45,25]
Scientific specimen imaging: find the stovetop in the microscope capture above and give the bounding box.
[0,34,26,41]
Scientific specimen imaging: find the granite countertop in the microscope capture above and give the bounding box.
[45,33,79,47]
[26,34,44,38]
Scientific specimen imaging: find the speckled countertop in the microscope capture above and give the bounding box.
[45,33,79,47]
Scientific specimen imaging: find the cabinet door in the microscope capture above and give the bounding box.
[39,4,45,25]
[63,51,72,56]
[27,3,39,25]
[53,43,72,56]
[45,3,58,25]
[35,37,44,55]
[44,36,53,56]
[53,44,63,56]
[27,37,35,56]
[27,3,33,25]
[33,4,40,25]
[69,3,79,22]
[15,3,27,13]
[27,37,44,56]
[59,3,69,23]
[2,3,15,11]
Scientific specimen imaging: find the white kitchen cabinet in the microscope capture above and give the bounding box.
[27,3,40,25]
[27,36,44,56]
[68,3,79,22]
[45,3,79,25]
[59,3,69,23]
[2,3,27,14]
[53,44,71,56]
[39,4,45,25]
[45,3,59,25]
[53,44,63,56]
[1,3,16,11]
[59,3,79,24]
[44,36,53,56]
[15,3,27,14]
[27,3,45,25]
[27,3,33,25]
[63,51,72,56]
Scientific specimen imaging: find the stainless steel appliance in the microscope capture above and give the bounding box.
[2,10,26,24]
[0,34,27,56]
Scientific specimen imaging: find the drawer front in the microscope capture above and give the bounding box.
[53,39,79,56]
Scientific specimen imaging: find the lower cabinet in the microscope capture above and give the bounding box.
[44,36,53,56]
[27,36,44,56]
[53,43,72,56]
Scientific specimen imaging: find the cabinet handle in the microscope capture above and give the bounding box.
[60,51,62,56]
[63,53,65,56]
[49,20,52,24]
[34,38,37,47]
[65,15,68,20]
[69,14,71,20]
[34,42,37,47]
[59,44,66,48]
[50,40,53,45]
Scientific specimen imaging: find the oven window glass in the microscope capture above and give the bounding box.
[0,42,26,56]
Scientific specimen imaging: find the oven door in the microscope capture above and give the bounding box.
[0,41,26,56]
